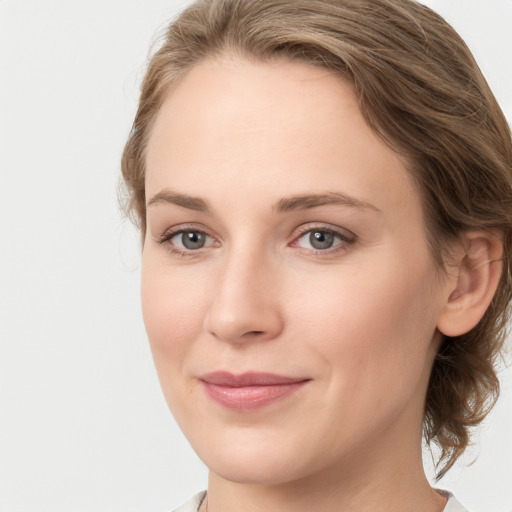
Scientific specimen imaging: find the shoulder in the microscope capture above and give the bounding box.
[172,491,207,512]
[171,490,469,512]
[439,490,470,512]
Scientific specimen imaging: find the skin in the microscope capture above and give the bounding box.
[141,57,490,512]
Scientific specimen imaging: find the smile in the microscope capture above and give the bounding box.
[199,372,310,410]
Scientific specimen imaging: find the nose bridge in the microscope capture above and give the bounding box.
[203,240,283,343]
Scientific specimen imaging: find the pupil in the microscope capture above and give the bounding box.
[310,231,334,250]
[182,231,206,249]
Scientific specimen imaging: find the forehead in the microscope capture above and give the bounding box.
[145,57,419,218]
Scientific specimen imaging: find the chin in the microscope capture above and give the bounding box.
[206,454,304,486]
[191,429,313,486]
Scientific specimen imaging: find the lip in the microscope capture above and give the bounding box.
[199,371,310,410]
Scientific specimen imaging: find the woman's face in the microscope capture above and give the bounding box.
[142,57,452,485]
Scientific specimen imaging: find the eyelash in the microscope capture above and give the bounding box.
[157,224,356,258]
[158,224,217,258]
[292,225,356,255]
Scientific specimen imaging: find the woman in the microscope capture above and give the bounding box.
[121,0,512,511]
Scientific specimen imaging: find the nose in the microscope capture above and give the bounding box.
[203,249,284,344]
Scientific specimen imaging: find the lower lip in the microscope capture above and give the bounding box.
[201,381,308,410]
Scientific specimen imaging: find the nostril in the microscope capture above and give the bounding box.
[245,330,265,337]
[203,291,284,343]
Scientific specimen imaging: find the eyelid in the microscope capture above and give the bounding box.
[158,223,216,241]
[156,223,220,256]
[290,223,357,254]
[292,223,356,241]
[154,221,356,257]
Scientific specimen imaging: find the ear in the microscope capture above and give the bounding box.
[437,230,503,337]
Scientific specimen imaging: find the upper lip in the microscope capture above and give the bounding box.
[200,371,309,387]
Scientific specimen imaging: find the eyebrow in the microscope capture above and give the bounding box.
[147,189,209,212]
[146,189,379,213]
[273,192,380,213]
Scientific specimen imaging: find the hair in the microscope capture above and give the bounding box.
[121,0,512,478]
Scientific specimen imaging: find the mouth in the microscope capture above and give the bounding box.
[199,371,311,410]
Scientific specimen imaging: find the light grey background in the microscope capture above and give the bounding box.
[0,1,511,511]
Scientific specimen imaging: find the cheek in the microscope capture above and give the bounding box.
[140,254,208,376]
[287,255,441,387]
[140,258,215,428]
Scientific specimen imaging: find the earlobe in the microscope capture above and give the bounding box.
[437,231,503,337]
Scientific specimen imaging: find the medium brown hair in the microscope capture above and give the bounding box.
[121,0,512,477]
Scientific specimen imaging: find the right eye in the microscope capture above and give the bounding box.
[168,230,216,251]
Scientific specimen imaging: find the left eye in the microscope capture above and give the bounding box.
[296,229,344,250]
[170,230,214,250]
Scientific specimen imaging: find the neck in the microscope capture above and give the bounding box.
[205,422,446,512]
[206,460,445,512]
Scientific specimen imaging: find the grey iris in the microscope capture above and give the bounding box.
[182,231,206,249]
[310,231,334,250]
